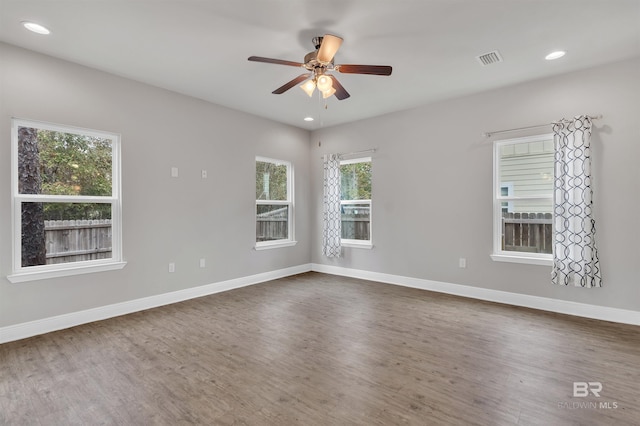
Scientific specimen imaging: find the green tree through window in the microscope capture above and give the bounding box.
[24,129,113,220]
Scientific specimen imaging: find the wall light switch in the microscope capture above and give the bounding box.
[171,167,179,178]
[199,258,206,268]
[168,262,175,273]
[201,170,207,179]
[459,258,467,268]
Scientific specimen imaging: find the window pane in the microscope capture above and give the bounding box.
[18,127,113,196]
[499,139,553,197]
[340,162,371,200]
[21,202,113,267]
[256,161,287,201]
[341,203,370,240]
[501,199,552,254]
[256,205,289,241]
[500,184,513,213]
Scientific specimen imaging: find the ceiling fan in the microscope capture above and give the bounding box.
[248,34,392,100]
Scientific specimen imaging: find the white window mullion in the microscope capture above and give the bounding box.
[15,195,117,204]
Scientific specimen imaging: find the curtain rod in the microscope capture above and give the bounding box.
[339,148,376,158]
[320,148,377,159]
[483,115,602,138]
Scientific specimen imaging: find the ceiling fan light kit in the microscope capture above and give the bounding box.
[300,79,316,97]
[322,86,336,99]
[248,34,392,101]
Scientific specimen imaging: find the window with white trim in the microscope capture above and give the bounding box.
[340,157,372,247]
[9,119,124,282]
[492,134,554,265]
[255,157,295,249]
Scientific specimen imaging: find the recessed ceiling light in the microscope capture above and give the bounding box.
[22,21,51,35]
[303,117,314,122]
[545,50,566,60]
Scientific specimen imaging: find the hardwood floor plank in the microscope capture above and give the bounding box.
[1,272,638,425]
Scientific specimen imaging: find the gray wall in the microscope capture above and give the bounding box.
[311,57,640,312]
[0,43,311,327]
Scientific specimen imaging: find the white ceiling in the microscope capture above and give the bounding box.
[1,1,639,130]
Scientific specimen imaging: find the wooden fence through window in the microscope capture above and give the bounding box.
[256,217,288,242]
[341,217,370,240]
[44,213,547,263]
[502,212,552,254]
[256,213,370,242]
[45,220,112,264]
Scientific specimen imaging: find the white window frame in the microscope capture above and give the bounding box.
[491,134,553,266]
[255,156,296,250]
[340,157,373,249]
[8,118,125,283]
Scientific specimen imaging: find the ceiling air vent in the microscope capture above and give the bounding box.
[476,50,503,66]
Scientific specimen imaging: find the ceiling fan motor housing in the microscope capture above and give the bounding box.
[304,51,334,70]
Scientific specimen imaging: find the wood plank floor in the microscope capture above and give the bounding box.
[1,272,639,425]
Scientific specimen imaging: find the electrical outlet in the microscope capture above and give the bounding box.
[168,262,175,273]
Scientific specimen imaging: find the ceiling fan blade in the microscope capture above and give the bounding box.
[329,75,350,100]
[337,64,393,76]
[272,74,310,94]
[248,56,304,68]
[317,34,343,63]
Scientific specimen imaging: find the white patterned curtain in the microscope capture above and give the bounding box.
[322,154,342,257]
[551,115,602,287]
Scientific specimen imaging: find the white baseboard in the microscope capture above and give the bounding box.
[0,264,312,344]
[3,263,637,344]
[311,263,640,326]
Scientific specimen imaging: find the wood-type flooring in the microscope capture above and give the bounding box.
[1,272,639,425]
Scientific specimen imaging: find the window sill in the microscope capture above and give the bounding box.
[341,241,374,250]
[490,253,552,266]
[254,240,298,251]
[7,260,127,283]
